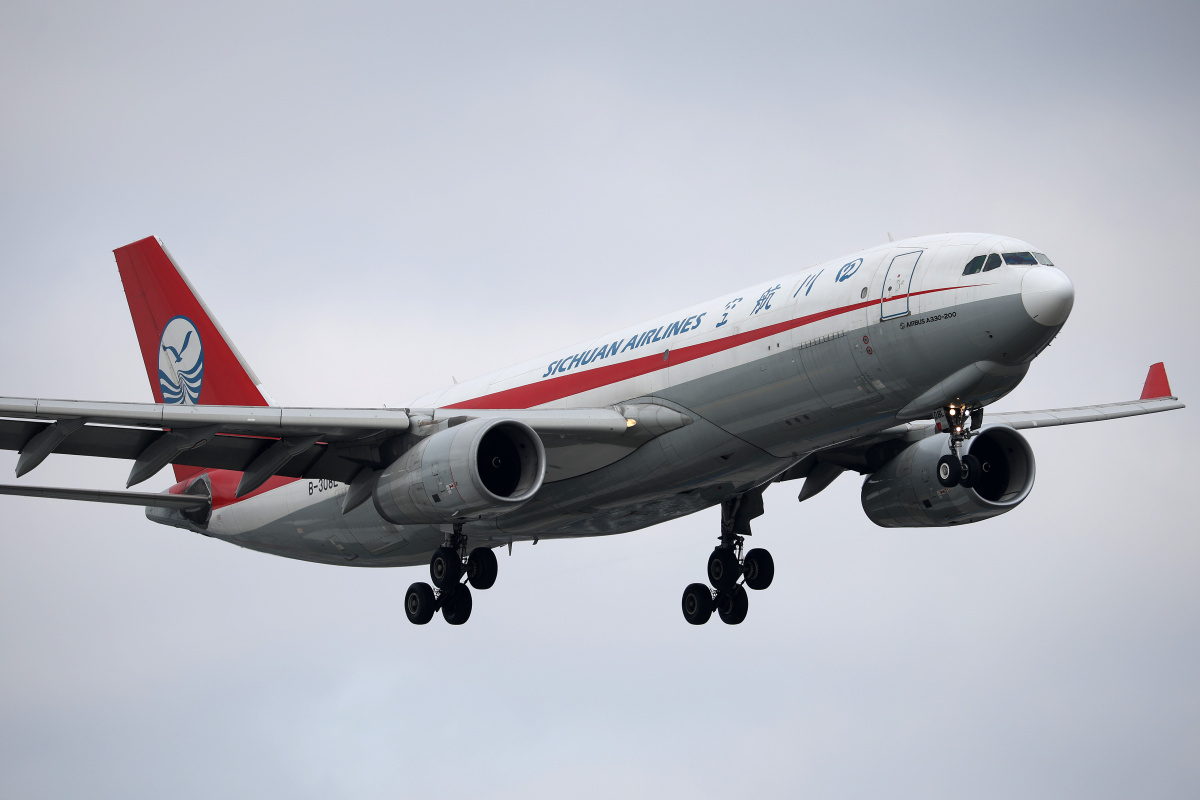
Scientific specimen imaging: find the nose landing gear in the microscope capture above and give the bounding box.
[406,525,498,626]
[934,404,984,488]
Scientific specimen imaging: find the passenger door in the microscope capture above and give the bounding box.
[880,250,923,320]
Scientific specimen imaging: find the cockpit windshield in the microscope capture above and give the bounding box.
[962,250,1053,275]
[1002,252,1038,266]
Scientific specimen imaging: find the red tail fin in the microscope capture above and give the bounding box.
[114,236,270,481]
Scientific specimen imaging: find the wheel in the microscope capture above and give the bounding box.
[707,547,740,591]
[466,547,498,590]
[936,454,961,488]
[717,585,749,625]
[743,548,774,590]
[681,583,713,625]
[442,584,473,625]
[404,582,436,625]
[959,453,982,488]
[430,546,462,588]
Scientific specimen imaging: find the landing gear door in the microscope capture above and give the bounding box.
[880,250,922,320]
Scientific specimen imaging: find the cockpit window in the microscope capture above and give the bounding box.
[962,255,986,275]
[981,253,1003,272]
[1002,252,1038,266]
[1033,252,1054,266]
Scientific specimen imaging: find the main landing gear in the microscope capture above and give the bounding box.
[934,404,983,488]
[682,490,774,625]
[405,526,498,626]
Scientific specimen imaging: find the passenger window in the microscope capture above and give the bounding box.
[1002,252,1038,266]
[1033,252,1054,266]
[962,255,986,275]
[981,253,1002,272]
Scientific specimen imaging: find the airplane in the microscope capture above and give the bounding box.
[0,234,1183,626]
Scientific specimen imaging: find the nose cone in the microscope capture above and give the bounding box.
[1021,267,1074,326]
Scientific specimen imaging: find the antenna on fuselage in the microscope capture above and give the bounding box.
[887,232,895,242]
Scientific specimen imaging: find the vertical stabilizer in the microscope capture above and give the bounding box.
[113,236,270,481]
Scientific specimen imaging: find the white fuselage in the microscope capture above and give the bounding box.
[189,233,1063,566]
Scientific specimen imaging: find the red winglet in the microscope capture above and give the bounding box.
[1140,362,1173,400]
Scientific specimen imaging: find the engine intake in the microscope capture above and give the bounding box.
[373,418,546,525]
[861,424,1036,527]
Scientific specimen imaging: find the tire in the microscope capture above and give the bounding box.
[430,546,462,588]
[404,582,436,625]
[936,454,961,488]
[707,547,740,591]
[467,547,498,590]
[743,548,774,591]
[717,585,749,625]
[681,583,713,625]
[959,453,982,488]
[442,584,473,625]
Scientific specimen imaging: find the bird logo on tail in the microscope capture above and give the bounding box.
[157,316,204,404]
[161,330,193,363]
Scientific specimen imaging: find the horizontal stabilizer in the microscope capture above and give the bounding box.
[0,483,209,510]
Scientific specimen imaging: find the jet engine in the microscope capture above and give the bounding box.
[861,425,1036,527]
[372,418,546,525]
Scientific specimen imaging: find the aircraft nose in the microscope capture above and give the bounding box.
[1021,266,1074,327]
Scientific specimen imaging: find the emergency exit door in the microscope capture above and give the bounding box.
[880,250,922,320]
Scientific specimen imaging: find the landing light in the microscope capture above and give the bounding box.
[626,419,637,428]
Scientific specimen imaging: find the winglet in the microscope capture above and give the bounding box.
[1140,362,1173,400]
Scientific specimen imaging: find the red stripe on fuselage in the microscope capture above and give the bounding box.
[446,286,962,410]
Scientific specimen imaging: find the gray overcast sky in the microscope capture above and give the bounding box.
[1,2,1197,798]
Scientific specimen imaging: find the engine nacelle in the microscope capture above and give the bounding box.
[861,424,1036,527]
[372,418,546,525]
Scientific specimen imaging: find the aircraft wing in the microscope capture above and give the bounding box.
[985,396,1184,429]
[0,397,689,490]
[782,363,1184,500]
[861,392,1185,449]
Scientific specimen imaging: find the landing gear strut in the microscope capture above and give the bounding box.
[406,524,498,626]
[681,489,774,626]
[934,404,984,488]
